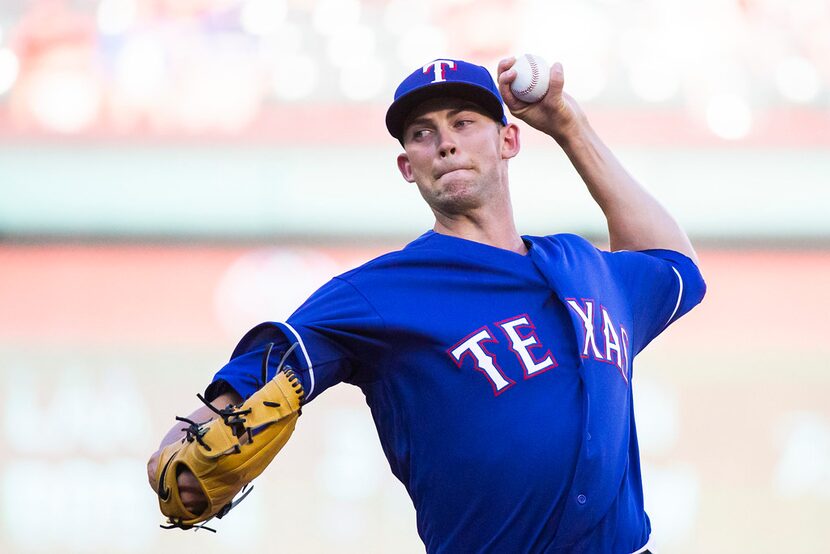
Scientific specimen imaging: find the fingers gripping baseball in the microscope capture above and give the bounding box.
[497,56,583,140]
[498,56,560,107]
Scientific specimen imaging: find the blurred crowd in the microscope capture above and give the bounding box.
[0,0,826,138]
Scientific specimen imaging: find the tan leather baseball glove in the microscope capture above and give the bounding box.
[152,347,304,531]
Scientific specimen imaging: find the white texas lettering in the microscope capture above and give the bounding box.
[497,315,557,378]
[449,328,514,395]
[565,299,603,360]
[423,59,456,83]
[601,307,623,371]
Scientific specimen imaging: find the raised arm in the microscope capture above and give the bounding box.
[497,57,699,264]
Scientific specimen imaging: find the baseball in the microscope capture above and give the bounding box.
[509,54,550,103]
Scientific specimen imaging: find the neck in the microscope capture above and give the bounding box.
[432,200,526,255]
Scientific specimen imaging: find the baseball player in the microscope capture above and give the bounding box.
[148,56,705,554]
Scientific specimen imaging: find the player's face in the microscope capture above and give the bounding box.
[396,98,520,216]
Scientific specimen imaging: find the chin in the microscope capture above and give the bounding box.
[417,175,485,214]
[433,187,482,214]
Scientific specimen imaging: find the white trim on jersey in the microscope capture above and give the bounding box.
[281,321,315,398]
[665,266,684,327]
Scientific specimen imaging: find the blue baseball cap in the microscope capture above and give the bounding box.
[385,58,508,142]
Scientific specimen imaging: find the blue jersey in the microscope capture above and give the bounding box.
[207,231,706,553]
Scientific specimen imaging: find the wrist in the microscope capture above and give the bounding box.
[551,114,592,148]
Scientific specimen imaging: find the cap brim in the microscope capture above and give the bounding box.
[385,81,506,142]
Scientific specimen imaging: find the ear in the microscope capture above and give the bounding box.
[397,153,415,183]
[500,123,521,160]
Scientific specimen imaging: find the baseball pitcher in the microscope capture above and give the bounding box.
[147,56,705,554]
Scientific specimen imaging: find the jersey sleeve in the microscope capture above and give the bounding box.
[206,276,386,404]
[606,248,706,354]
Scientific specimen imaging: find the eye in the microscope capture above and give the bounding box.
[454,118,474,129]
[411,128,431,141]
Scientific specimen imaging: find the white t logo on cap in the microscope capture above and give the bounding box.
[423,60,456,83]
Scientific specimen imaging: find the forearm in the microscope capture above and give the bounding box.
[555,119,699,264]
[496,57,697,262]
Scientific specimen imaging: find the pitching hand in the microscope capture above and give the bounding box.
[497,57,586,142]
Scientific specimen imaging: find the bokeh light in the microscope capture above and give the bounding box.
[240,0,288,37]
[0,48,19,96]
[397,25,449,69]
[114,35,166,105]
[775,56,821,103]
[327,24,376,69]
[271,52,319,100]
[383,0,430,34]
[706,93,753,140]
[628,60,681,103]
[97,0,137,36]
[340,56,385,101]
[28,68,101,133]
[313,0,362,36]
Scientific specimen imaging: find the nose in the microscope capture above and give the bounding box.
[439,143,457,158]
[437,132,457,158]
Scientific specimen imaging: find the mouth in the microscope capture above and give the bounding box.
[435,167,473,180]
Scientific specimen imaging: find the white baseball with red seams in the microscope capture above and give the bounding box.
[509,54,550,103]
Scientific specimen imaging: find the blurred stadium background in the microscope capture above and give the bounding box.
[0,0,828,552]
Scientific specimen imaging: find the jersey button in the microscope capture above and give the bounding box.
[576,494,587,505]
[586,432,592,441]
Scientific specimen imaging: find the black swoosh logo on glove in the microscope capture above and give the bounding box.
[157,454,176,502]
